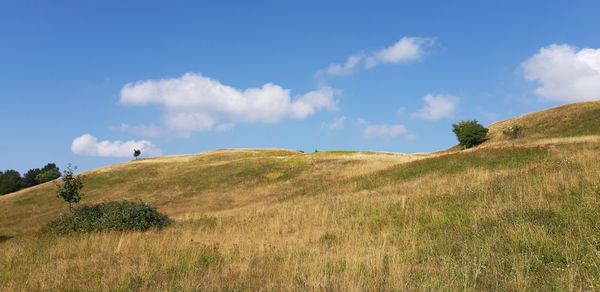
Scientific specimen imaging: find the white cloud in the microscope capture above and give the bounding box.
[318,54,364,77]
[71,134,162,157]
[411,94,458,121]
[317,37,434,79]
[522,44,600,102]
[119,73,339,136]
[316,55,365,80]
[365,37,434,68]
[357,119,413,140]
[322,116,346,130]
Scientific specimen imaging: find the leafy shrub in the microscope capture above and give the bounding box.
[45,201,172,234]
[452,120,488,149]
[0,170,22,195]
[502,124,524,139]
[56,164,83,210]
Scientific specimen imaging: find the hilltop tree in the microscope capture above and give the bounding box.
[56,164,83,210]
[452,120,488,149]
[22,163,61,187]
[22,168,42,188]
[0,170,23,195]
[0,163,61,196]
[133,149,141,160]
[36,163,61,184]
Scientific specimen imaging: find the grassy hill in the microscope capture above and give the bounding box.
[1,101,600,290]
[486,100,600,143]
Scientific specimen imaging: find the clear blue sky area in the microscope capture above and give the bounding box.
[2,1,600,172]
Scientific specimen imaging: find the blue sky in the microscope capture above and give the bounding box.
[2,0,600,173]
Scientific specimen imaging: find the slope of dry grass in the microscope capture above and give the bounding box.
[0,149,420,237]
[486,100,600,143]
[2,101,600,290]
[1,140,600,290]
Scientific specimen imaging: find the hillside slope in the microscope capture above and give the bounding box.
[0,149,422,236]
[1,102,600,290]
[486,100,600,143]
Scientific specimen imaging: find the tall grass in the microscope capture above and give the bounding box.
[1,144,600,290]
[487,100,600,142]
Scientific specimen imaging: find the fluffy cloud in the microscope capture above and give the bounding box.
[522,44,600,102]
[120,73,339,136]
[365,37,434,68]
[411,94,458,121]
[71,134,162,157]
[319,55,364,77]
[322,116,346,130]
[317,37,434,79]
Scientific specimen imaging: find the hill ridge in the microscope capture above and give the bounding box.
[2,100,600,290]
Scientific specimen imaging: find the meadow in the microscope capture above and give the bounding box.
[1,101,600,290]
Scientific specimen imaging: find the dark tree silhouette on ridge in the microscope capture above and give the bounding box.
[133,149,141,160]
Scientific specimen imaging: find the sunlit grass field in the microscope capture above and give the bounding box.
[2,101,600,290]
[1,141,600,290]
[486,100,600,143]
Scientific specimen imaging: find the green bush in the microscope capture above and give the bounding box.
[452,120,488,149]
[45,201,172,234]
[502,124,524,139]
[0,170,23,195]
[56,164,83,210]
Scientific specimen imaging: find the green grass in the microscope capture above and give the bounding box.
[345,185,600,290]
[86,153,307,196]
[358,146,549,190]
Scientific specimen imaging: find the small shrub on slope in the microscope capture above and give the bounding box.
[452,120,488,149]
[56,164,84,210]
[502,124,524,140]
[45,201,172,234]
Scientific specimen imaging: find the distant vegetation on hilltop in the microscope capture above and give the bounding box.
[0,163,60,195]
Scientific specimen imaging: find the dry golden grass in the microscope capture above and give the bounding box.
[1,140,600,290]
[439,100,600,153]
[0,149,424,236]
[4,98,600,291]
[486,99,600,143]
